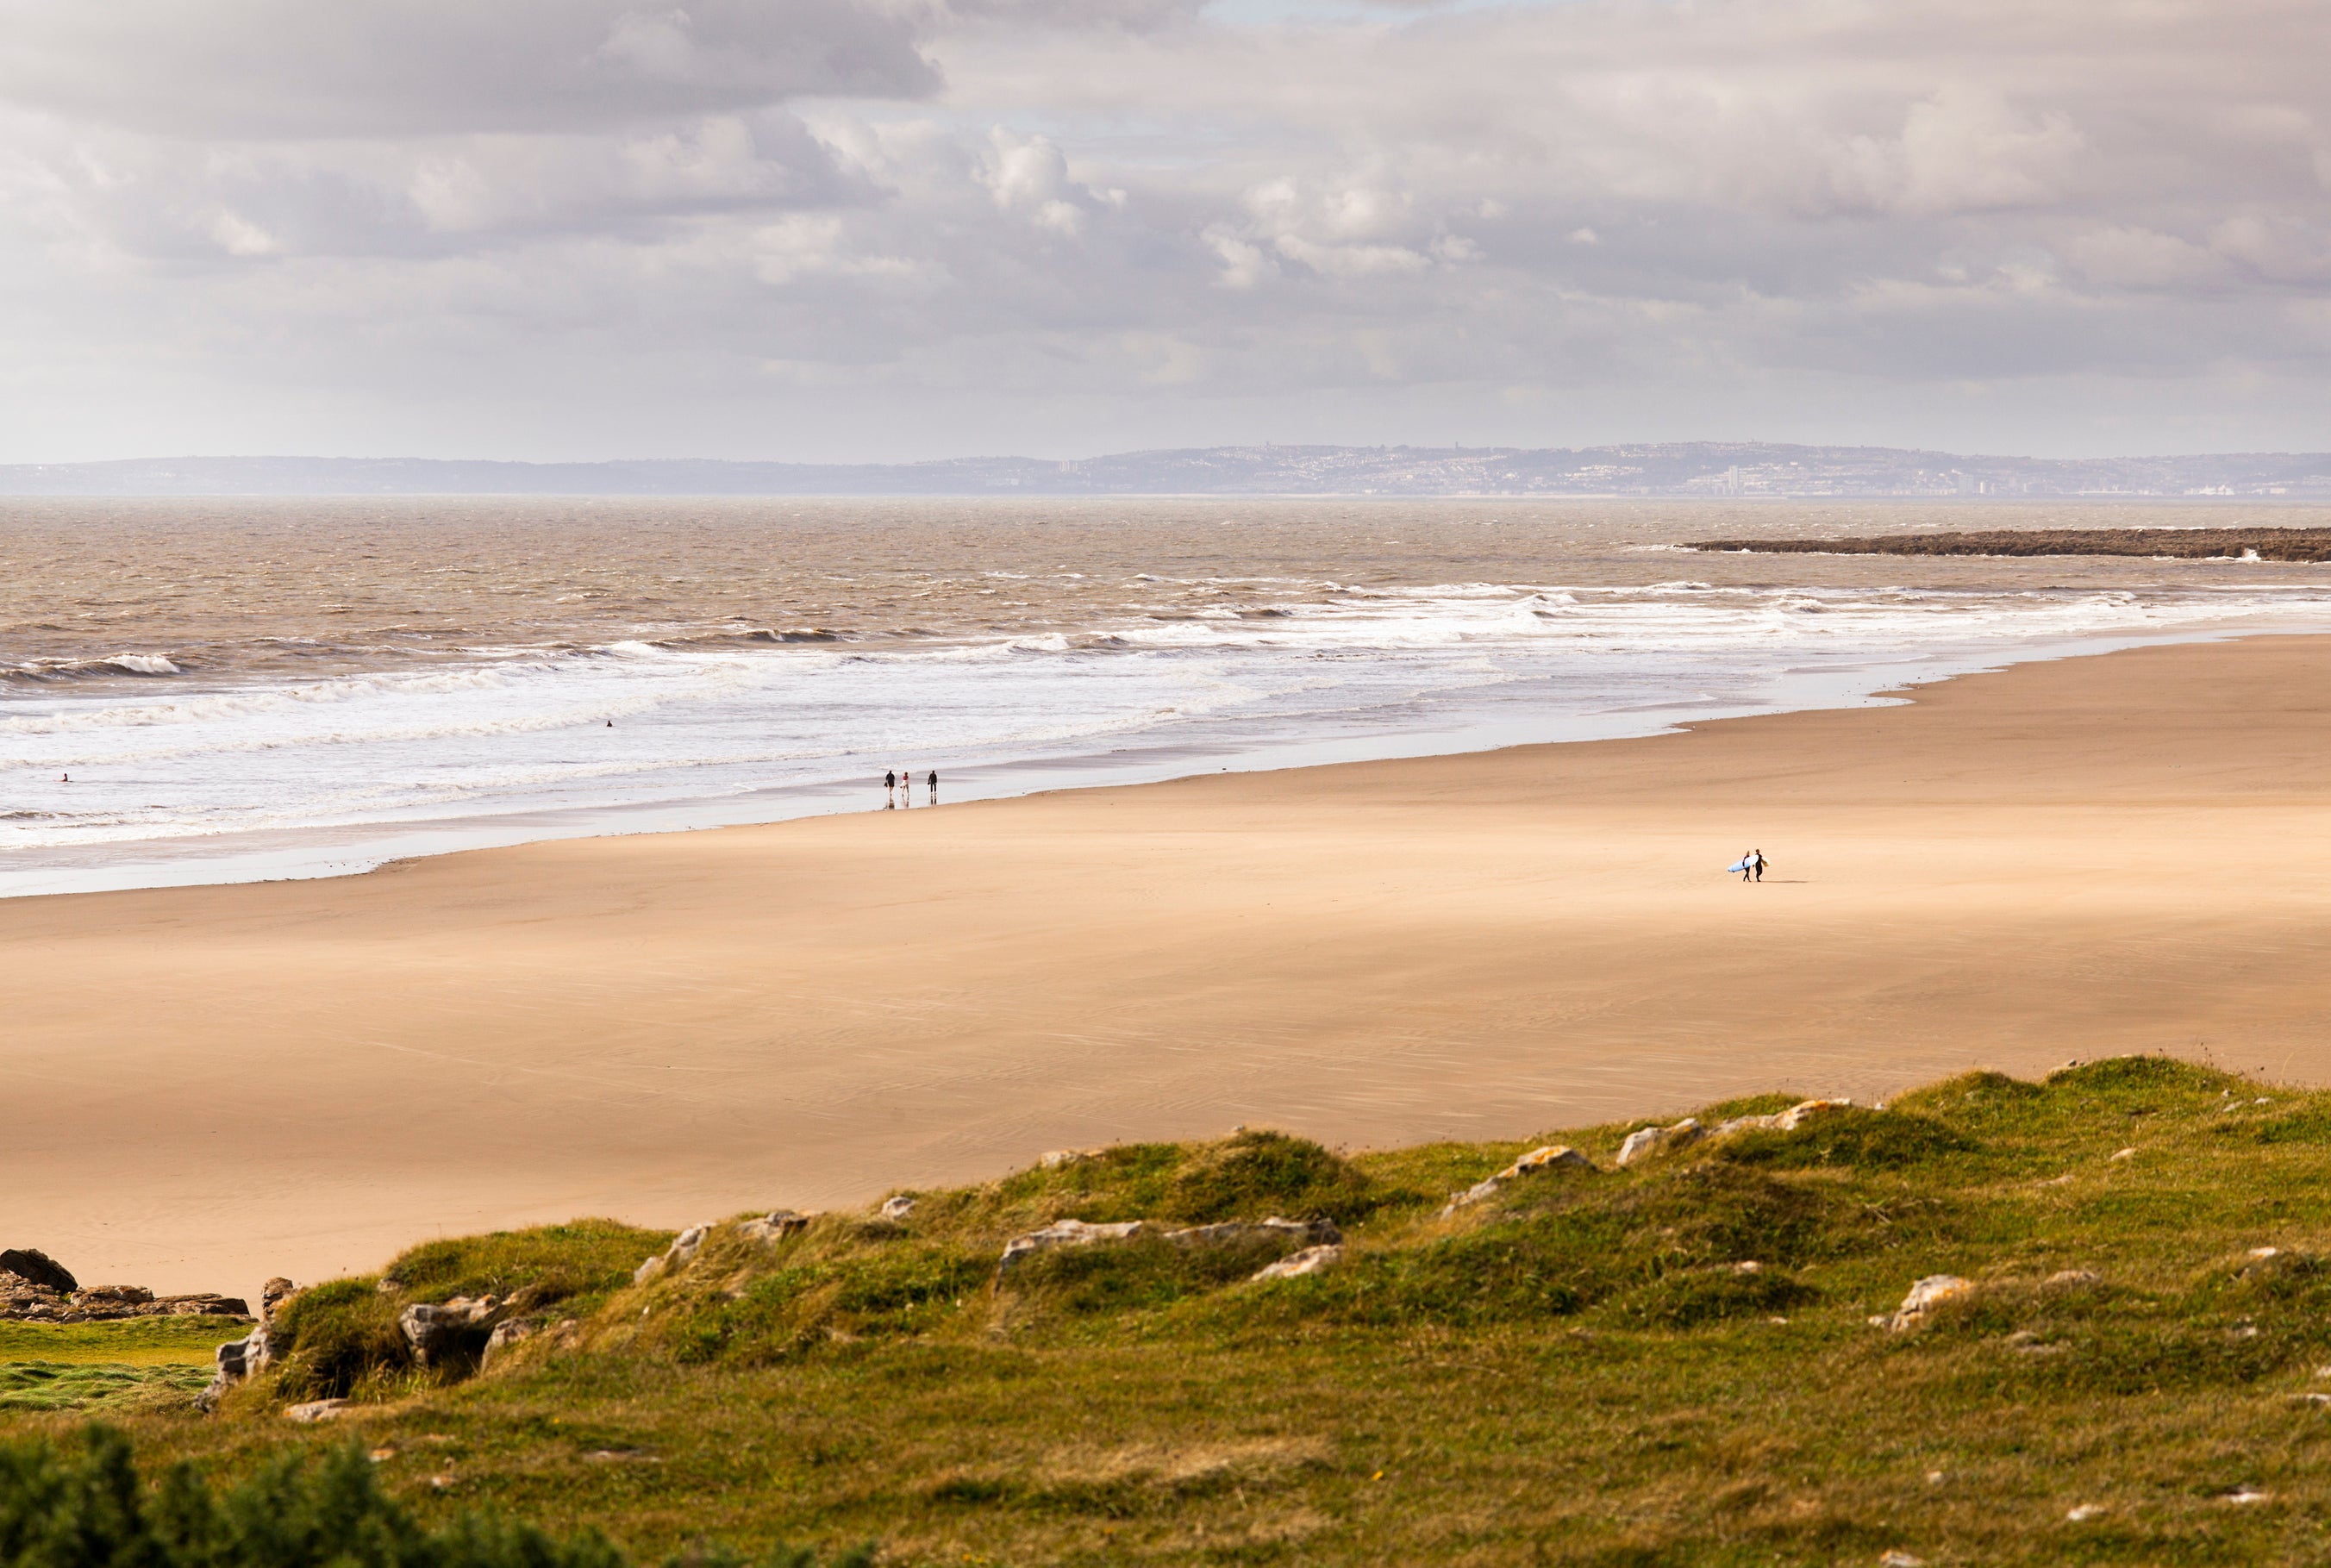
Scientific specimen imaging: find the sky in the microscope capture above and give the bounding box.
[0,0,2326,463]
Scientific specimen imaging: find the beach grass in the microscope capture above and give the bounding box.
[0,1363,212,1415]
[0,1317,250,1367]
[15,1057,2331,1563]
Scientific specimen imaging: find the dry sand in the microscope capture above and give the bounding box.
[8,634,2331,1303]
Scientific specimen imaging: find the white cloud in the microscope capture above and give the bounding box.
[2065,226,2220,290]
[0,0,941,136]
[0,0,2327,459]
[207,211,279,258]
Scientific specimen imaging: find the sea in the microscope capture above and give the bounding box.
[7,495,2331,898]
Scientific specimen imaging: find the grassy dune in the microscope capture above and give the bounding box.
[13,1057,2331,1565]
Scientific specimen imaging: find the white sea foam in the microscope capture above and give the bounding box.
[4,652,184,682]
[6,573,2331,894]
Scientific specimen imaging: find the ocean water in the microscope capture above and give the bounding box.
[7,496,2331,897]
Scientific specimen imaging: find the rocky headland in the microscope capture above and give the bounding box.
[1686,527,2331,560]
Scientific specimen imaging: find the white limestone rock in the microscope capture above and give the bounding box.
[480,1318,534,1371]
[1615,1119,1703,1168]
[399,1295,506,1366]
[1163,1217,1341,1250]
[1615,1100,1853,1171]
[1440,1145,1597,1215]
[1251,1245,1343,1282]
[997,1218,1146,1272]
[283,1398,352,1423]
[1887,1274,1974,1331]
[632,1223,710,1286]
[198,1279,297,1411]
[1711,1098,1854,1139]
[736,1210,814,1246]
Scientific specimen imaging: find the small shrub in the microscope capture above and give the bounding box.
[266,1279,409,1402]
[2251,1107,2331,1144]
[1899,1270,2305,1395]
[2189,1246,2331,1315]
[1615,1164,1872,1271]
[1888,1070,2045,1133]
[1718,1108,1973,1171]
[664,1246,989,1365]
[988,1143,1185,1223]
[1163,1130,1372,1224]
[1275,1160,1890,1330]
[0,1426,871,1568]
[384,1221,672,1310]
[2044,1055,2239,1101]
[1687,1092,1802,1123]
[1603,1266,1820,1329]
[1321,1216,1606,1327]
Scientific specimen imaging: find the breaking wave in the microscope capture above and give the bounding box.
[4,653,184,683]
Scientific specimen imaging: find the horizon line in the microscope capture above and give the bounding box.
[9,439,2331,469]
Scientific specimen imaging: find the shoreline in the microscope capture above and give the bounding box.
[9,632,2331,1306]
[2,621,2310,903]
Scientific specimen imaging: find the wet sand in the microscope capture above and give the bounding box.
[8,634,2331,1303]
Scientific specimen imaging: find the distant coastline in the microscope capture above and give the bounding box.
[1688,526,2331,562]
[5,442,2331,498]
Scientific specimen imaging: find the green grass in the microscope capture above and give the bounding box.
[0,1364,209,1414]
[0,1317,250,1368]
[0,1423,870,1568]
[21,1058,2331,1564]
[384,1220,676,1308]
[255,1221,676,1403]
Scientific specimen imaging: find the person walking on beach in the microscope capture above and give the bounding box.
[1750,849,1767,883]
[884,769,896,808]
[927,769,938,805]
[1736,850,1754,883]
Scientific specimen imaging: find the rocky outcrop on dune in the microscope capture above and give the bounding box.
[1615,1100,1853,1169]
[997,1216,1345,1276]
[1,1247,251,1324]
[1440,1145,1597,1215]
[736,1210,815,1246]
[1882,1274,1975,1331]
[633,1224,712,1285]
[198,1278,296,1410]
[1250,1244,1343,1281]
[401,1295,513,1368]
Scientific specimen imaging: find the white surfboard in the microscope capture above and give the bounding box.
[1726,858,1753,874]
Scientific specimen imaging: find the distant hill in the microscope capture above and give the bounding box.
[5,443,2330,497]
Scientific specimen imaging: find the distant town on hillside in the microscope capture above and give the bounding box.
[5,443,2330,498]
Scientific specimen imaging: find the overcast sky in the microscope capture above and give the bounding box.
[2,0,2326,462]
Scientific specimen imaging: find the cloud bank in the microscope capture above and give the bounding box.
[0,0,2325,459]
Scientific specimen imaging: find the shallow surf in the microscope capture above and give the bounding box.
[6,495,2331,896]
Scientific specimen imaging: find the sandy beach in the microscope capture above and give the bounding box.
[8,633,2331,1303]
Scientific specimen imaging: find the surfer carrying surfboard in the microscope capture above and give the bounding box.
[1728,850,1768,882]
